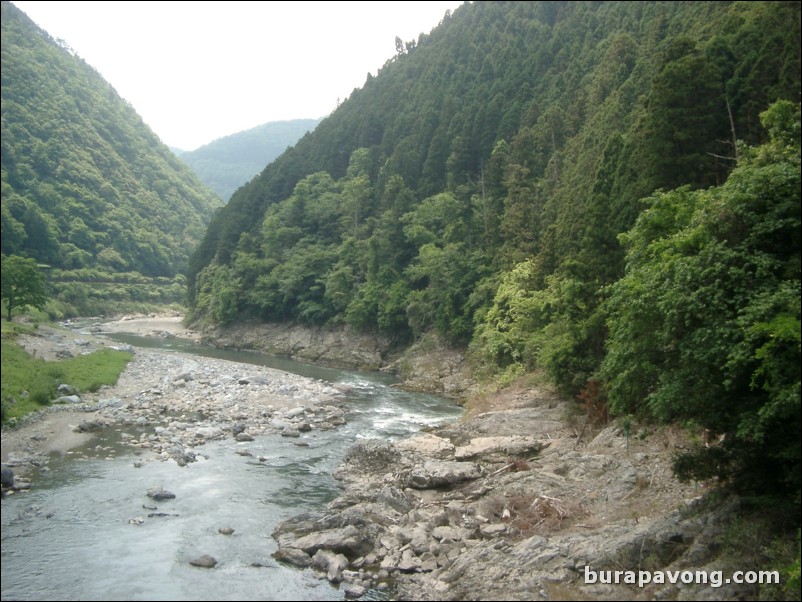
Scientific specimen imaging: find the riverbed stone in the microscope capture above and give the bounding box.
[292,524,372,557]
[189,554,217,568]
[1,466,14,488]
[57,395,82,404]
[57,383,78,395]
[343,583,367,599]
[146,486,176,501]
[195,426,223,439]
[75,419,105,433]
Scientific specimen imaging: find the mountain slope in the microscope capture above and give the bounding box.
[188,0,799,343]
[185,0,800,506]
[178,119,321,202]
[1,1,222,304]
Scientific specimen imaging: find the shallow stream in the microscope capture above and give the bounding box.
[1,334,462,601]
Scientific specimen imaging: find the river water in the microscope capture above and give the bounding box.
[1,335,463,601]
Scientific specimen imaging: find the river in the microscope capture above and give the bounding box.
[1,334,463,601]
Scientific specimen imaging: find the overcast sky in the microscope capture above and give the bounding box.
[14,1,464,150]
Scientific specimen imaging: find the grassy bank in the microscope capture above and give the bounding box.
[1,321,132,423]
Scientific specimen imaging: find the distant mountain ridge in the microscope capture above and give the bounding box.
[1,1,222,314]
[178,119,321,201]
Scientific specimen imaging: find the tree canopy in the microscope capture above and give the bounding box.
[602,100,801,494]
[1,253,49,321]
[177,119,321,202]
[183,1,800,499]
[1,1,222,314]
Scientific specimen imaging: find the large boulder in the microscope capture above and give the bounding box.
[291,524,373,557]
[407,460,482,489]
[454,435,545,461]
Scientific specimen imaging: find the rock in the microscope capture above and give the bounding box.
[377,486,413,514]
[195,426,223,439]
[218,527,235,535]
[480,523,508,538]
[453,435,545,460]
[312,548,336,570]
[395,433,455,459]
[274,547,313,568]
[398,549,421,572]
[432,526,464,541]
[239,375,270,385]
[285,406,306,418]
[292,525,372,557]
[57,383,78,395]
[327,553,350,583]
[189,555,217,568]
[343,583,367,599]
[407,460,482,489]
[1,466,15,488]
[75,420,105,433]
[146,486,176,501]
[57,395,82,404]
[110,344,135,353]
[235,432,254,442]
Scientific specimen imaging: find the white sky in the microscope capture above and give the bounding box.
[13,1,464,151]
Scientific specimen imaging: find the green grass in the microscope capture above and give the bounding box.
[1,336,132,423]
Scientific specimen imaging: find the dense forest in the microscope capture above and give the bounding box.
[187,1,800,501]
[177,119,322,202]
[1,1,222,315]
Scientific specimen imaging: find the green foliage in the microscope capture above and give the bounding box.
[788,530,801,598]
[179,3,799,505]
[178,119,321,201]
[187,2,799,374]
[603,102,801,495]
[0,337,132,422]
[1,2,221,313]
[1,253,49,321]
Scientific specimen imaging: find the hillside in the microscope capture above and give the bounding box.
[186,0,800,522]
[1,1,222,315]
[178,119,321,202]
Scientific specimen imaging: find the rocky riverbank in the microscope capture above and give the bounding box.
[199,322,476,398]
[1,317,349,489]
[271,385,757,601]
[2,317,761,601]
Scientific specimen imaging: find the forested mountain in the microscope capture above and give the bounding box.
[1,1,222,314]
[178,119,322,202]
[187,1,800,499]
